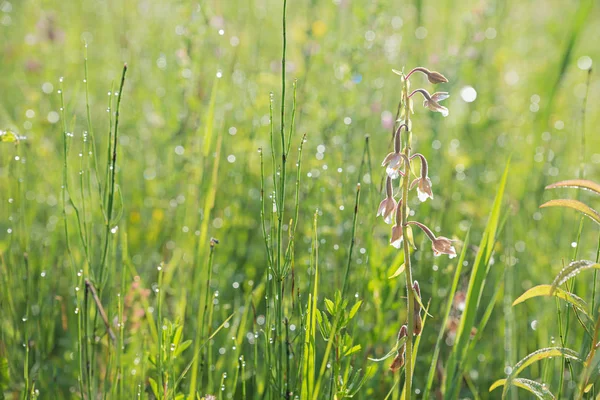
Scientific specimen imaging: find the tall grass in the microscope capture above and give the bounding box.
[0,0,599,399]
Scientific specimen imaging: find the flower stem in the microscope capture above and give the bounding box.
[401,74,414,400]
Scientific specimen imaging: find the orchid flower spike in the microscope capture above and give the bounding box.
[377,177,397,224]
[410,153,433,202]
[407,221,457,258]
[409,89,450,117]
[389,200,404,249]
[381,123,408,179]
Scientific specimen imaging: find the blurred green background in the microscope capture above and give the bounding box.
[1,0,599,398]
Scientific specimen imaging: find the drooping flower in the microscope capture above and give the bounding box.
[431,236,456,258]
[409,88,449,117]
[381,123,408,179]
[407,221,457,258]
[410,153,433,202]
[404,67,449,84]
[382,152,402,179]
[390,201,403,249]
[377,177,397,224]
[423,92,449,117]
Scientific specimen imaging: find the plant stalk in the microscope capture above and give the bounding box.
[401,74,414,400]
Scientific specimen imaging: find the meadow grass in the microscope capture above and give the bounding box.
[1,0,600,399]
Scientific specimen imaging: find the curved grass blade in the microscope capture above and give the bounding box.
[367,336,407,362]
[539,199,600,225]
[513,284,590,319]
[444,158,510,399]
[546,179,600,196]
[502,347,581,398]
[490,378,555,399]
[388,263,405,279]
[550,260,600,291]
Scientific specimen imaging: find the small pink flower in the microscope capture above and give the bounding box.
[389,201,403,249]
[407,221,456,258]
[377,177,397,224]
[409,89,449,117]
[432,236,457,258]
[381,123,408,179]
[382,152,402,179]
[411,176,433,202]
[410,153,433,202]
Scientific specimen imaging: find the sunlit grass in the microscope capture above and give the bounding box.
[0,0,599,399]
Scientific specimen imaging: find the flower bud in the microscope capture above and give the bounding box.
[412,281,423,335]
[389,351,405,372]
[426,70,449,84]
[390,324,408,371]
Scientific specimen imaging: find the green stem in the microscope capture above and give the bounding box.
[341,183,361,298]
[276,1,288,397]
[401,75,414,400]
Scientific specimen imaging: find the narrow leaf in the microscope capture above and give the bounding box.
[513,284,590,319]
[348,300,362,319]
[444,158,510,399]
[540,199,600,225]
[550,260,600,291]
[502,347,582,398]
[368,337,407,362]
[490,378,555,399]
[546,179,600,196]
[388,263,405,279]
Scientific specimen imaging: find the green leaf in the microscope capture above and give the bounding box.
[301,212,319,400]
[388,263,405,279]
[490,378,555,399]
[149,377,159,398]
[316,310,331,339]
[348,300,362,320]
[174,340,192,357]
[324,298,335,315]
[540,199,600,225]
[343,344,361,357]
[512,284,590,319]
[172,325,184,347]
[546,179,600,196]
[502,347,582,398]
[550,260,600,290]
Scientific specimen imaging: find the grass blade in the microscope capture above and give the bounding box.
[490,378,555,400]
[546,179,600,196]
[513,284,591,319]
[502,347,582,398]
[540,199,600,225]
[444,159,510,399]
[551,260,600,290]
